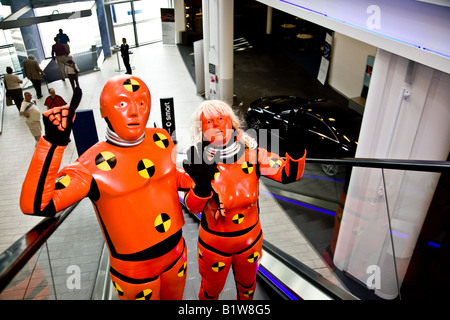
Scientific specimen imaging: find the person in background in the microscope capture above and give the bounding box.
[56,28,70,53]
[3,66,24,112]
[44,88,67,110]
[51,37,69,81]
[22,54,45,99]
[120,38,132,75]
[64,55,80,91]
[20,91,42,146]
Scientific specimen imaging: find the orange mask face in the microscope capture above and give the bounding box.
[201,112,233,146]
[100,76,151,141]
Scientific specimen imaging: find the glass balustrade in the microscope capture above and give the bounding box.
[0,159,448,300]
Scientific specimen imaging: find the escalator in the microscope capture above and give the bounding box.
[1,158,448,301]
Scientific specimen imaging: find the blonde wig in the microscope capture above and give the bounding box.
[191,100,257,149]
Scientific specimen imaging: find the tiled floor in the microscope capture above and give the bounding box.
[0,41,346,299]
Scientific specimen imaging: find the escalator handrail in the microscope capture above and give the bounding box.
[0,202,80,293]
[306,157,450,173]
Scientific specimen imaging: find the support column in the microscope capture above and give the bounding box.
[202,0,234,105]
[333,49,450,299]
[217,0,234,106]
[11,0,45,63]
[96,0,112,57]
[174,0,185,45]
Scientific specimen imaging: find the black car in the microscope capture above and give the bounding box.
[245,96,363,175]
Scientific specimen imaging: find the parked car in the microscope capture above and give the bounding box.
[245,96,363,175]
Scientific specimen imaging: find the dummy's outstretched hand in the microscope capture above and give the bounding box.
[286,109,306,159]
[183,142,219,197]
[42,88,82,146]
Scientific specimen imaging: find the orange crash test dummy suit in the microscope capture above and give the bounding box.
[20,76,193,300]
[182,100,306,300]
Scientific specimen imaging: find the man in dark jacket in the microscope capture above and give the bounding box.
[120,38,132,75]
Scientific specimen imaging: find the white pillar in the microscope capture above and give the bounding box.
[217,0,234,106]
[202,0,211,99]
[333,48,450,299]
[174,0,185,45]
[202,0,234,105]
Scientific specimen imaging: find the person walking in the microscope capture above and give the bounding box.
[20,92,42,146]
[51,37,69,81]
[3,66,24,112]
[56,28,70,53]
[44,88,67,110]
[22,54,45,99]
[64,55,80,90]
[120,38,132,75]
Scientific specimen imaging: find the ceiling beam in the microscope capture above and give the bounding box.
[0,9,93,30]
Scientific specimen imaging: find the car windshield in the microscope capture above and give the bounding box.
[257,97,307,113]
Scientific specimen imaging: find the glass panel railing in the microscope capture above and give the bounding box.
[259,158,449,300]
[1,157,448,300]
[0,198,104,300]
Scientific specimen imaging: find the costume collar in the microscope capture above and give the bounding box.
[106,127,144,147]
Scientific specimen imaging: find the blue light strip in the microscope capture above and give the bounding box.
[303,174,345,182]
[258,267,300,300]
[279,0,328,17]
[260,190,336,216]
[279,0,450,58]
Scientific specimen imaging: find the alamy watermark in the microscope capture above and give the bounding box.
[366,264,381,290]
[366,5,381,30]
[66,265,81,290]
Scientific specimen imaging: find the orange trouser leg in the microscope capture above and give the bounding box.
[110,271,161,300]
[232,235,263,300]
[197,241,232,300]
[160,243,188,300]
[110,243,188,300]
[197,234,263,300]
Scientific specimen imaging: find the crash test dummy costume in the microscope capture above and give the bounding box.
[20,76,193,300]
[183,100,306,300]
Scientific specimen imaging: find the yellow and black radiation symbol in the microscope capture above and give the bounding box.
[135,289,152,300]
[269,158,282,168]
[232,213,244,225]
[95,151,117,171]
[178,262,187,277]
[247,252,259,263]
[153,132,169,149]
[123,78,140,92]
[55,175,70,190]
[211,262,226,272]
[155,213,171,233]
[243,290,254,298]
[241,162,254,174]
[138,159,155,179]
[113,282,124,296]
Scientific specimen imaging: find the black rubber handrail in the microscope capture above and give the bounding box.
[306,157,450,173]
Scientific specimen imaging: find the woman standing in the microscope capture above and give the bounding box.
[3,66,24,112]
[64,55,80,90]
[183,100,307,300]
